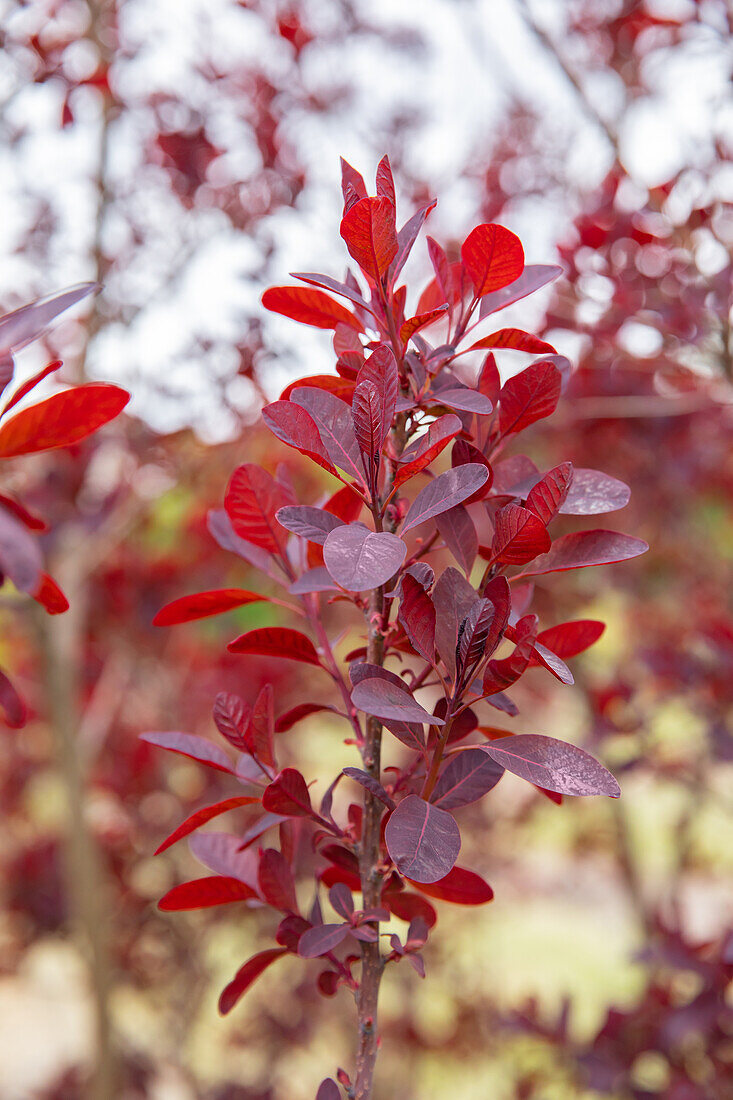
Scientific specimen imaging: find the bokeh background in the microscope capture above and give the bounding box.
[0,1,732,1098]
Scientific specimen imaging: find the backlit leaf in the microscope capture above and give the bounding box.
[340,195,398,280]
[0,383,129,457]
[153,588,267,626]
[228,627,322,666]
[262,286,362,331]
[461,224,524,297]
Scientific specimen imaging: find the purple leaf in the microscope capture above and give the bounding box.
[532,641,574,685]
[289,568,339,594]
[382,717,426,751]
[436,505,478,576]
[356,344,398,448]
[432,567,481,679]
[291,387,364,483]
[292,271,375,315]
[189,833,259,886]
[559,469,631,515]
[207,509,280,579]
[0,282,96,353]
[478,264,563,318]
[262,401,337,476]
[430,387,494,414]
[324,523,406,591]
[262,768,314,818]
[390,200,437,281]
[352,380,383,465]
[481,735,620,797]
[343,767,395,809]
[349,662,406,688]
[351,678,444,726]
[298,923,350,958]
[385,796,461,883]
[514,530,649,579]
[0,504,43,594]
[316,1079,342,1100]
[329,883,354,919]
[402,465,489,534]
[431,748,504,810]
[140,731,234,775]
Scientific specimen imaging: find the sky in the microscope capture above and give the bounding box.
[0,0,730,438]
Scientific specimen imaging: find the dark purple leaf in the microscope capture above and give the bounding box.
[491,504,551,565]
[343,767,395,809]
[291,387,365,483]
[316,1079,342,1100]
[298,923,350,958]
[140,731,234,775]
[432,567,480,678]
[0,504,42,594]
[189,833,258,885]
[213,692,250,751]
[385,796,461,883]
[351,678,444,726]
[482,735,620,797]
[355,344,398,448]
[262,768,314,818]
[402,465,489,534]
[324,523,406,591]
[352,380,383,465]
[329,883,354,919]
[436,505,478,576]
[431,748,504,810]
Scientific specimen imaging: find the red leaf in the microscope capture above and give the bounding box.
[436,505,478,576]
[213,693,251,750]
[461,224,524,297]
[251,683,275,767]
[411,866,494,905]
[533,620,605,659]
[394,414,462,490]
[32,572,69,615]
[1,360,62,418]
[375,154,396,207]
[262,286,362,331]
[218,948,288,1015]
[228,627,322,666]
[431,748,504,810]
[385,796,461,884]
[398,574,436,663]
[497,361,561,437]
[258,848,299,912]
[352,381,382,466]
[224,464,288,554]
[526,463,574,524]
[466,328,556,355]
[262,768,314,818]
[262,401,339,478]
[382,888,437,927]
[340,157,367,205]
[155,798,260,855]
[159,876,258,911]
[0,668,26,728]
[275,702,336,732]
[0,383,129,457]
[400,307,448,345]
[481,735,620,797]
[340,196,398,280]
[514,530,649,579]
[280,374,356,404]
[491,504,551,565]
[355,345,398,450]
[477,353,501,405]
[153,588,267,626]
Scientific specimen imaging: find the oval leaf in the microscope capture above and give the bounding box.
[514,530,649,579]
[461,224,525,297]
[153,588,267,626]
[431,748,504,810]
[262,285,362,331]
[324,523,406,591]
[402,465,489,534]
[482,734,620,797]
[560,468,631,515]
[228,627,322,666]
[351,677,443,726]
[385,795,461,883]
[0,383,129,457]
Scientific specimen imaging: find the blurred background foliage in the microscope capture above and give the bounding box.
[0,0,731,1097]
